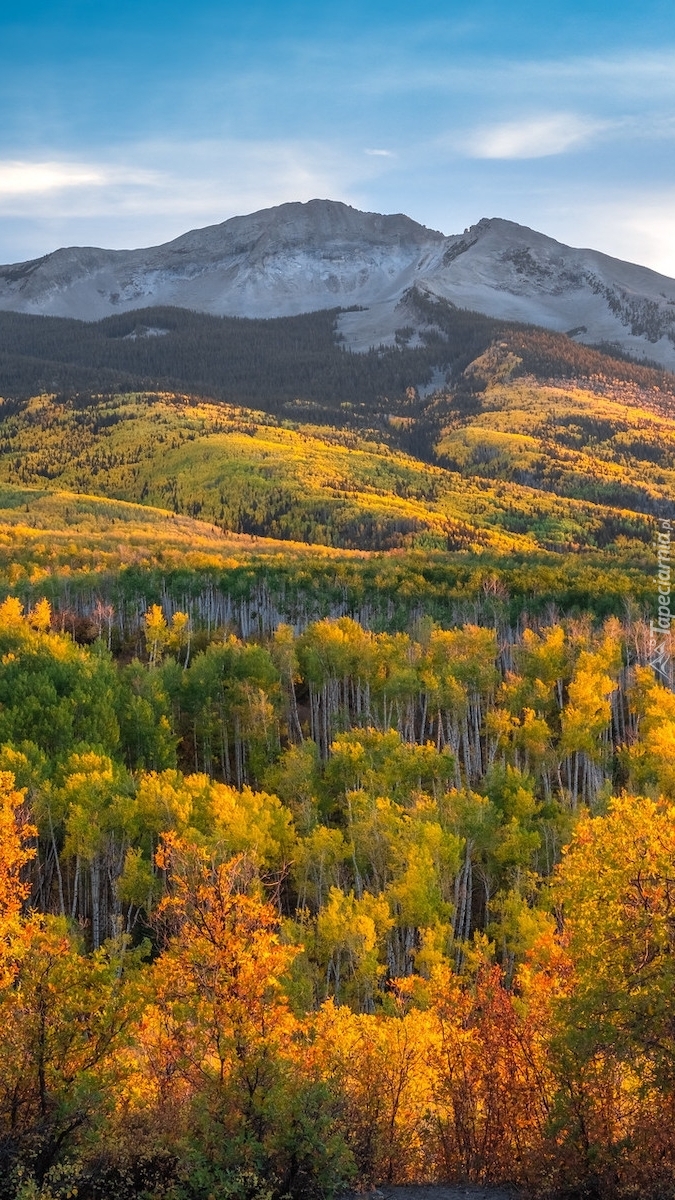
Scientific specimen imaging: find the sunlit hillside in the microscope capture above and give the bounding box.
[0,385,665,558]
[435,357,675,514]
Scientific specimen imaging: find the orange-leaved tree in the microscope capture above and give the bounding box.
[426,957,555,1189]
[0,772,143,1193]
[546,793,675,1195]
[134,838,352,1199]
[0,770,34,985]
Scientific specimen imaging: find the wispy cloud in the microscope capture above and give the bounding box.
[0,159,162,199]
[0,160,106,196]
[465,113,610,159]
[350,48,675,103]
[0,140,396,256]
[509,50,675,97]
[364,148,395,157]
[0,142,350,216]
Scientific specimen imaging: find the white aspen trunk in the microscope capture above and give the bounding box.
[71,855,81,920]
[48,810,65,918]
[91,856,101,951]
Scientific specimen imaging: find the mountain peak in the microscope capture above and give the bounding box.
[0,200,674,368]
[164,198,445,257]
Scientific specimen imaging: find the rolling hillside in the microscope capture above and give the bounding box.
[0,386,665,556]
[0,293,672,639]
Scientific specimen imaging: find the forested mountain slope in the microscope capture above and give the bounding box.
[0,303,671,647]
[0,386,667,556]
[1,290,675,413]
[2,256,675,1199]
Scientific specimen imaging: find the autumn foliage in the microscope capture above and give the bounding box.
[1,596,675,1197]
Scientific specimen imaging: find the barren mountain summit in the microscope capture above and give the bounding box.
[1,198,675,367]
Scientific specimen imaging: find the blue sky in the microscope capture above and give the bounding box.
[1,0,675,273]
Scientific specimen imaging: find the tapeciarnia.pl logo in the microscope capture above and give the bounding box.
[650,517,673,685]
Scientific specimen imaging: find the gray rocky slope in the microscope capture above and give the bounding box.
[1,198,675,368]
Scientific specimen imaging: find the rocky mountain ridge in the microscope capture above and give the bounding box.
[1,199,675,368]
